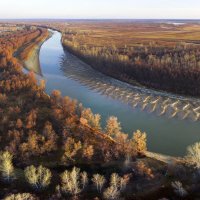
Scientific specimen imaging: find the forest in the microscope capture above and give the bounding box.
[1,23,200,199]
[55,22,200,97]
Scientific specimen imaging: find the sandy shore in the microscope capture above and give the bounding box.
[21,31,53,76]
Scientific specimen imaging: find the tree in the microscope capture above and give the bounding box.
[80,171,88,189]
[60,167,87,196]
[24,165,52,190]
[16,119,23,129]
[42,121,58,152]
[110,173,128,191]
[171,181,187,197]
[83,144,94,160]
[186,142,200,168]
[0,151,15,182]
[51,90,61,104]
[26,110,37,129]
[62,137,82,162]
[105,116,121,136]
[103,172,129,199]
[81,108,102,131]
[136,161,154,179]
[103,186,120,200]
[92,174,106,193]
[3,193,38,200]
[132,130,147,153]
[110,173,121,189]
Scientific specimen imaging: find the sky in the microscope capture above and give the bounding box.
[0,0,200,19]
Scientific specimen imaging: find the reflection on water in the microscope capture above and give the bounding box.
[60,53,200,122]
[38,31,200,156]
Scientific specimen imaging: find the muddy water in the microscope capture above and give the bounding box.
[38,31,200,156]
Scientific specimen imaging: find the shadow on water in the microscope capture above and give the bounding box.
[59,52,200,122]
[37,30,200,157]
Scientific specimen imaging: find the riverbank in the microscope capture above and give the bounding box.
[15,27,51,75]
[23,31,53,75]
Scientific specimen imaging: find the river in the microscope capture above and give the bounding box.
[34,30,200,157]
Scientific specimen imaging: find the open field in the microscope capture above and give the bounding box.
[62,22,200,46]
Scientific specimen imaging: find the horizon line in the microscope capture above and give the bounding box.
[0,18,200,20]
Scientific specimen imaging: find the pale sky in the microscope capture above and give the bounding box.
[0,0,200,19]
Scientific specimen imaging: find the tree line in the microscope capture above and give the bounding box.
[62,28,200,97]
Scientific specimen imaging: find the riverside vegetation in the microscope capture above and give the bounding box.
[1,23,200,199]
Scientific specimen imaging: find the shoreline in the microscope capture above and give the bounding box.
[15,29,53,76]
[23,31,52,76]
[23,30,53,76]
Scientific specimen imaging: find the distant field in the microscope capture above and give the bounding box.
[61,22,200,47]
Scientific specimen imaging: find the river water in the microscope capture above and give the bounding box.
[38,31,200,156]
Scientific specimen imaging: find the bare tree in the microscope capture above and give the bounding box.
[186,142,200,168]
[171,181,187,197]
[92,174,106,193]
[103,185,120,200]
[60,167,87,196]
[110,173,128,191]
[3,193,38,200]
[80,171,88,189]
[103,172,129,200]
[110,173,121,189]
[24,165,52,190]
[0,151,15,182]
